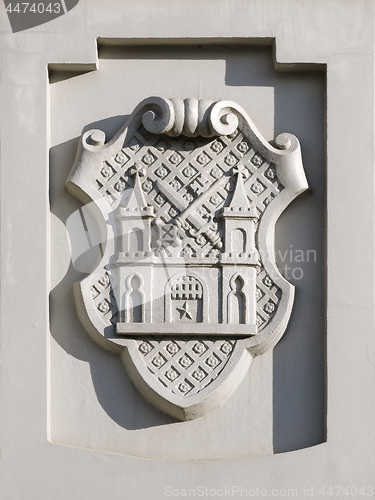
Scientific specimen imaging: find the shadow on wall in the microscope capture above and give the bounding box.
[49,43,326,450]
[49,119,175,430]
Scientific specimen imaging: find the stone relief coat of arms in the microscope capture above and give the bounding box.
[66,96,308,420]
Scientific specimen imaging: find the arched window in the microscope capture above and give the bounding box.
[128,228,143,252]
[233,228,246,253]
[129,274,142,322]
[229,275,245,324]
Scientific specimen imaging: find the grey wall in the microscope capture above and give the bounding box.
[50,44,326,458]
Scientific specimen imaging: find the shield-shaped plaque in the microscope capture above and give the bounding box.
[66,96,308,420]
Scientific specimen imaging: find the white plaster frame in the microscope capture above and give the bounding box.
[1,0,374,496]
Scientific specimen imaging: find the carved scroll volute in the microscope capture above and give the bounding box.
[141,97,239,138]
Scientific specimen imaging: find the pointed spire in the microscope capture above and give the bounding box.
[124,163,148,210]
[228,165,251,211]
[221,164,258,219]
[118,162,154,220]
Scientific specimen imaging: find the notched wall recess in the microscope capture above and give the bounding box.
[66,96,308,421]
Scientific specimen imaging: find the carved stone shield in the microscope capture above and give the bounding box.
[66,96,308,420]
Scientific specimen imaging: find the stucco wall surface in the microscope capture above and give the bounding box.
[0,1,374,498]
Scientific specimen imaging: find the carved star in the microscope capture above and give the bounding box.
[176,302,193,320]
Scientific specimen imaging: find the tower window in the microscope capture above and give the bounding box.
[128,228,143,252]
[230,275,245,324]
[129,274,143,323]
[233,228,246,253]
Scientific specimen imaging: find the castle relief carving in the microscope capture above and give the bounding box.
[66,96,308,420]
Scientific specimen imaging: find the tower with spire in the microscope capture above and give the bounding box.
[114,164,155,324]
[219,164,259,326]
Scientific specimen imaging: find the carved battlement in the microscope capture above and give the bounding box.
[221,206,258,218]
[117,206,155,217]
[220,252,259,265]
